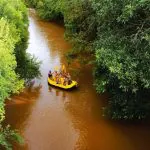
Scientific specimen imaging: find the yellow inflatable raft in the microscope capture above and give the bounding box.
[48,77,78,89]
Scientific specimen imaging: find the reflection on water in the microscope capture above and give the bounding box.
[4,9,150,150]
[5,84,42,150]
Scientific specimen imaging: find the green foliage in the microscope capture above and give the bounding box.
[0,125,24,150]
[26,0,64,21]
[0,18,24,121]
[93,0,150,119]
[0,0,40,148]
[26,0,150,119]
[0,0,41,81]
[0,17,24,150]
[17,53,41,81]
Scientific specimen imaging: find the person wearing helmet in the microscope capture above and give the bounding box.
[48,70,52,77]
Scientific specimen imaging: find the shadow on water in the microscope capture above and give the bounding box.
[4,84,42,149]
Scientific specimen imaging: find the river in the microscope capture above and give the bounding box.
[5,9,150,150]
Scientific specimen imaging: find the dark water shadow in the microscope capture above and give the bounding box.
[4,84,42,149]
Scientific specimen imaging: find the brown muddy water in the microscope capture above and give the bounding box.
[5,10,150,150]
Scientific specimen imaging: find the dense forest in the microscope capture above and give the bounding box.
[0,0,40,149]
[0,0,150,149]
[26,0,150,120]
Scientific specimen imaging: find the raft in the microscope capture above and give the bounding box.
[48,77,78,89]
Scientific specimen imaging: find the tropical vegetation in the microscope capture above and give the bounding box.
[0,0,40,149]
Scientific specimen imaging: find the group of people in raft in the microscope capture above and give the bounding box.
[48,65,72,86]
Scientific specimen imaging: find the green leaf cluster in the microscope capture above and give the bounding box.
[0,0,41,81]
[0,0,40,149]
[0,125,24,150]
[0,17,24,150]
[0,18,24,122]
[93,0,150,119]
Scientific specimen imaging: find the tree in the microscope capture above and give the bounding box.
[0,0,41,81]
[0,0,41,149]
[93,0,150,119]
[0,18,24,150]
[0,18,24,121]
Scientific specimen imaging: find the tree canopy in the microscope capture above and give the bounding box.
[0,0,40,149]
[0,0,41,81]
